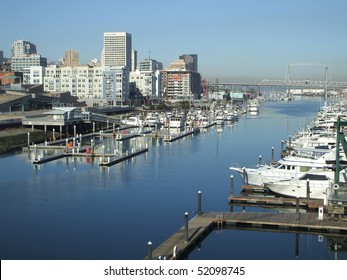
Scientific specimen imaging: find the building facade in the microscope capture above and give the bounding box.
[11,40,47,72]
[64,49,79,67]
[179,54,198,72]
[43,65,129,105]
[161,58,202,100]
[102,32,132,70]
[129,69,162,99]
[23,66,45,84]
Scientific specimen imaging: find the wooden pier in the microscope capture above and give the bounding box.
[146,211,347,260]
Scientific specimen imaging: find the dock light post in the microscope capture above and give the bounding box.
[271,147,274,162]
[27,132,30,146]
[34,144,38,161]
[53,128,56,141]
[73,125,76,138]
[147,241,153,260]
[281,140,284,156]
[184,212,189,243]
[258,155,262,165]
[198,191,202,216]
[93,122,95,133]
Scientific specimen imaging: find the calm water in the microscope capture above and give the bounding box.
[1,96,346,260]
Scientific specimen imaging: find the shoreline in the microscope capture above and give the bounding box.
[0,127,51,155]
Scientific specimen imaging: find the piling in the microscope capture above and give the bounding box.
[230,175,234,196]
[271,147,274,162]
[147,241,153,260]
[306,179,310,199]
[242,167,247,185]
[184,212,189,243]
[198,191,202,216]
[296,197,300,221]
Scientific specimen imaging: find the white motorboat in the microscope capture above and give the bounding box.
[230,147,338,186]
[168,116,185,128]
[144,113,162,127]
[122,115,144,127]
[264,169,347,200]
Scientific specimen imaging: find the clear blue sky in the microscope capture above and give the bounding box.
[1,0,346,83]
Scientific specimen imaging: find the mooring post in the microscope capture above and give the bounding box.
[230,175,234,196]
[27,132,30,146]
[147,241,152,260]
[198,191,202,216]
[296,197,300,221]
[242,167,247,185]
[184,212,189,243]
[34,144,37,161]
[306,179,310,199]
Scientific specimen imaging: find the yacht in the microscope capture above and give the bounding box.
[168,116,185,128]
[230,147,338,186]
[264,169,347,200]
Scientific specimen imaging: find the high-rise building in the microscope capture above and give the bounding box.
[0,50,4,65]
[102,32,132,69]
[138,58,163,71]
[11,40,37,57]
[64,49,79,67]
[11,40,47,72]
[179,54,198,72]
[161,58,202,100]
[131,48,137,72]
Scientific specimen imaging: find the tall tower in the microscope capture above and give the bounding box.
[179,54,198,72]
[64,49,79,67]
[103,32,132,69]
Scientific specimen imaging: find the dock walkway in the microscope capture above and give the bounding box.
[147,212,347,260]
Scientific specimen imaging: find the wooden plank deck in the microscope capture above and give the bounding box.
[229,195,324,210]
[147,212,347,260]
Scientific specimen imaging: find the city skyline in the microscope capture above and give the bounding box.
[1,0,346,83]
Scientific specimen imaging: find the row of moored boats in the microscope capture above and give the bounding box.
[230,101,347,202]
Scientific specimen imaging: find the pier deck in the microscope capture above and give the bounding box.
[147,212,347,260]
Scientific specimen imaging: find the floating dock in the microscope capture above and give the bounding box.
[146,212,347,260]
[99,147,149,166]
[164,129,197,142]
[229,195,324,210]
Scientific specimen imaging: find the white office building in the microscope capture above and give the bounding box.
[102,32,132,70]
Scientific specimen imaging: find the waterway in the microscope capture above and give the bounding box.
[1,96,346,260]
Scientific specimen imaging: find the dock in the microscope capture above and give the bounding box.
[99,147,149,166]
[146,212,347,260]
[229,195,324,210]
[164,129,197,142]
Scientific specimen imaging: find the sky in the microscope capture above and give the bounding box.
[1,0,346,83]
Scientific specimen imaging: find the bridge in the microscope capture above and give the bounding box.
[209,64,347,91]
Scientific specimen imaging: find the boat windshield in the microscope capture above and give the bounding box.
[299,174,329,181]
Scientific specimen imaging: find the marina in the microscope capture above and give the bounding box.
[147,211,347,260]
[1,96,347,260]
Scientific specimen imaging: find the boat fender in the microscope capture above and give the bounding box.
[333,184,339,190]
